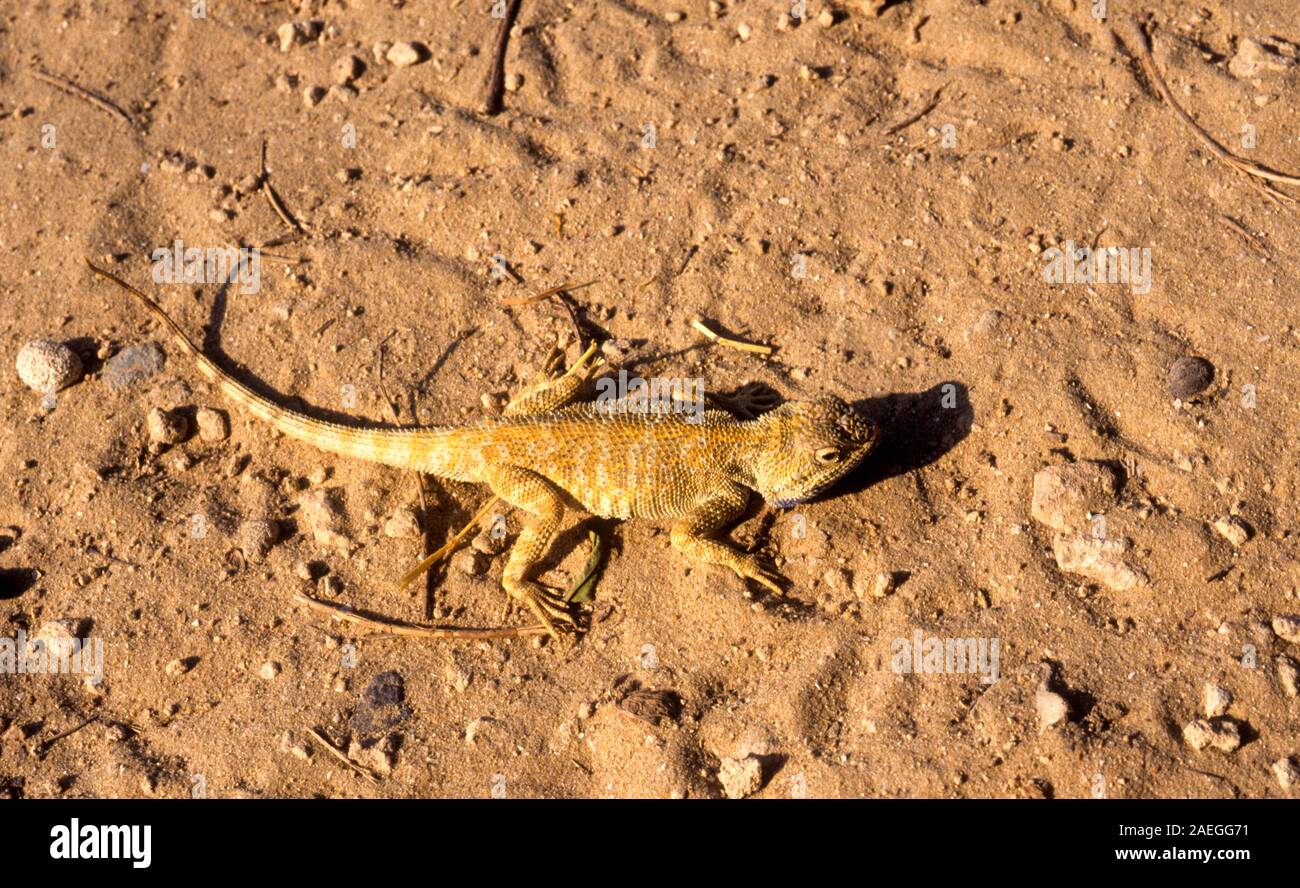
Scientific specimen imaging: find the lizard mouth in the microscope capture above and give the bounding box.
[767,476,841,508]
[766,448,873,508]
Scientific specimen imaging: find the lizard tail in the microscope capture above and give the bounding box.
[86,259,455,472]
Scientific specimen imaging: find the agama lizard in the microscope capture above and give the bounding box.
[87,261,879,639]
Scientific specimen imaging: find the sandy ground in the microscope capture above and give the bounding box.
[1,0,1299,799]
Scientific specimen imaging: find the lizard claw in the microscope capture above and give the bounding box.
[734,555,786,597]
[505,579,581,642]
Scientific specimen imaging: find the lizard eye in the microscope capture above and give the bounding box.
[815,447,842,464]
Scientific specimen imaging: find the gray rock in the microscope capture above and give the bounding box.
[104,342,165,391]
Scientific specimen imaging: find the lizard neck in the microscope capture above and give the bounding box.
[721,417,775,491]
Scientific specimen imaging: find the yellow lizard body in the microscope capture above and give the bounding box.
[88,261,879,638]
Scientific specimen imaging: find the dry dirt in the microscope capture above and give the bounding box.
[1,0,1299,799]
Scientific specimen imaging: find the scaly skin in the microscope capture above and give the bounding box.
[88,261,880,639]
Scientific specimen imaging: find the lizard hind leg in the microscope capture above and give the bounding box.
[670,485,785,597]
[503,341,603,417]
[483,464,578,640]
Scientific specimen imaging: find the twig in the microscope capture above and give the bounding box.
[32,69,135,129]
[884,85,944,136]
[260,138,305,232]
[501,280,596,347]
[293,591,546,639]
[482,0,524,115]
[689,315,773,355]
[35,715,100,756]
[1133,23,1299,205]
[396,496,501,592]
[1217,215,1270,258]
[306,727,381,785]
[676,244,700,275]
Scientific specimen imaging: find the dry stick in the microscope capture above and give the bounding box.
[259,138,305,232]
[499,279,596,307]
[884,85,944,136]
[689,315,774,355]
[32,69,135,129]
[1133,24,1300,205]
[306,727,381,785]
[501,280,596,347]
[396,495,500,592]
[294,591,545,639]
[482,0,524,115]
[1218,215,1270,258]
[36,715,100,756]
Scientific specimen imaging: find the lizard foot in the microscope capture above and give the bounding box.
[733,555,786,597]
[504,578,579,642]
[727,382,782,419]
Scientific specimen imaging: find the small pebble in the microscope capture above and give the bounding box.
[1212,516,1251,547]
[665,10,684,23]
[718,755,763,798]
[504,72,524,92]
[471,524,507,555]
[1182,718,1241,753]
[1167,356,1214,399]
[146,407,188,446]
[452,548,487,577]
[372,41,393,63]
[1272,757,1299,789]
[1277,655,1299,697]
[259,661,282,680]
[280,731,313,760]
[164,657,196,677]
[861,571,895,599]
[1203,683,1232,718]
[737,22,752,40]
[276,20,321,52]
[239,519,279,561]
[302,85,326,108]
[1273,615,1300,644]
[383,507,422,539]
[387,42,428,67]
[332,54,364,85]
[1034,681,1070,731]
[1030,461,1119,533]
[16,340,82,394]
[195,407,229,442]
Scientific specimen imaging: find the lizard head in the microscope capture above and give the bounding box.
[750,396,879,508]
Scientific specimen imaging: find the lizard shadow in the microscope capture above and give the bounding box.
[839,381,974,496]
[205,280,408,430]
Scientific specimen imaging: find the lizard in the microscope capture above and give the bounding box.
[86,260,880,640]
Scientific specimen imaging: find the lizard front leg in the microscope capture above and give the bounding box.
[482,464,577,640]
[669,483,784,596]
[502,342,602,417]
